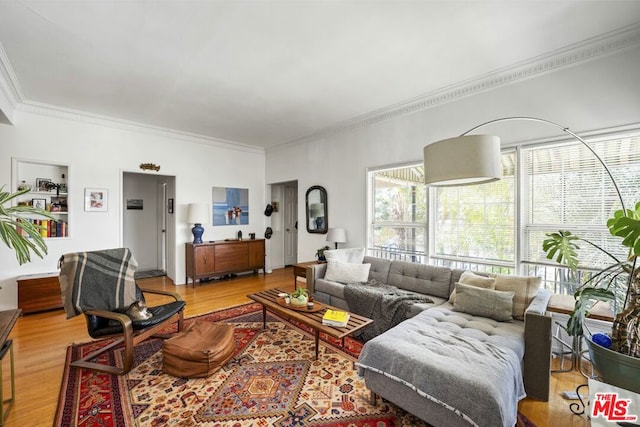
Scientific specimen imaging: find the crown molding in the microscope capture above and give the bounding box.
[270,23,640,153]
[0,41,24,123]
[16,101,264,154]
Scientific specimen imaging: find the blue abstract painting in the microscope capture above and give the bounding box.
[212,187,249,226]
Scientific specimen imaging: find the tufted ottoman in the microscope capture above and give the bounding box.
[163,320,235,378]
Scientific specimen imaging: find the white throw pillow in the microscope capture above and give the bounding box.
[324,259,371,284]
[448,271,496,304]
[324,248,365,264]
[489,273,542,320]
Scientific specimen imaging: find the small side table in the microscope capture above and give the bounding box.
[292,261,322,289]
[547,294,614,416]
[0,309,20,426]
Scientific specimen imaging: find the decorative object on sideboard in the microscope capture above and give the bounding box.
[425,116,640,391]
[0,186,54,264]
[139,163,160,172]
[187,203,208,244]
[326,228,347,249]
[305,185,328,234]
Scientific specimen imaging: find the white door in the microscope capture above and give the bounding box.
[283,184,298,265]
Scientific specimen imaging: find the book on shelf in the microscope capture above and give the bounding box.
[322,309,350,327]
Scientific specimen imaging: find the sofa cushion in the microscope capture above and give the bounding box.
[453,283,514,322]
[314,278,348,300]
[363,256,392,283]
[324,259,371,283]
[490,273,542,320]
[448,270,496,304]
[417,304,525,360]
[325,248,365,264]
[387,261,451,299]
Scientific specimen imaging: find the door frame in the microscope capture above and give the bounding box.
[120,171,176,278]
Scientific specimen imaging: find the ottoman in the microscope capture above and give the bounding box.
[163,320,235,378]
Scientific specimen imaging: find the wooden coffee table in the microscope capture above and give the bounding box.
[247,288,373,359]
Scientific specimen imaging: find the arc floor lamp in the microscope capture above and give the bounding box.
[422,116,625,213]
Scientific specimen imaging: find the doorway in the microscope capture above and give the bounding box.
[269,180,298,268]
[122,172,176,278]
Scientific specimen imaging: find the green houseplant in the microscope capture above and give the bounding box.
[543,201,640,392]
[0,186,54,265]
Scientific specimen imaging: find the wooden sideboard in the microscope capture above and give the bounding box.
[185,239,265,286]
[17,272,63,314]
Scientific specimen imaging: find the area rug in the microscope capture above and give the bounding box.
[55,302,535,427]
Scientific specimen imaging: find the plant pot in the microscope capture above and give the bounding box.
[585,337,640,393]
[290,295,308,307]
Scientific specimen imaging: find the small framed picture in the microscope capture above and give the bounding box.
[168,198,174,214]
[36,178,51,192]
[32,198,46,210]
[85,188,108,212]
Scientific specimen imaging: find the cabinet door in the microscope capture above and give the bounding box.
[194,245,216,275]
[215,243,249,272]
[248,240,265,269]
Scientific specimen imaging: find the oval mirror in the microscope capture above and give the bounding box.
[305,185,328,234]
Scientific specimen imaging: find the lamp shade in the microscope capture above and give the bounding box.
[326,228,347,244]
[326,227,347,249]
[423,134,502,186]
[186,203,208,224]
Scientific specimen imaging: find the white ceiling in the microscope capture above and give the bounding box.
[0,1,639,149]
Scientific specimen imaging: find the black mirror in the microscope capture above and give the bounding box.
[305,186,328,234]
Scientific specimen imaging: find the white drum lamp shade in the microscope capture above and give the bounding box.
[326,228,347,249]
[423,135,502,186]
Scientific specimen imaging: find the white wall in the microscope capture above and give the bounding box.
[266,47,640,263]
[0,110,266,310]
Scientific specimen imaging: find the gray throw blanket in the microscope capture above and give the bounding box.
[344,280,433,341]
[58,248,138,319]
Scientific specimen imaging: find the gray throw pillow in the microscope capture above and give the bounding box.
[453,282,515,322]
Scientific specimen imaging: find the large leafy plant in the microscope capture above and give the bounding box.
[0,186,54,265]
[543,202,640,338]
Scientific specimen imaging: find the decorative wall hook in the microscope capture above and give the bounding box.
[140,163,161,172]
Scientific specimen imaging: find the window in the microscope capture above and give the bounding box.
[431,151,516,271]
[522,134,640,295]
[368,165,426,262]
[367,129,640,296]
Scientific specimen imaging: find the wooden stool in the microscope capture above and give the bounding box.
[162,320,235,378]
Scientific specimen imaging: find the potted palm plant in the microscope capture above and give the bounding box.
[543,201,640,392]
[0,186,54,265]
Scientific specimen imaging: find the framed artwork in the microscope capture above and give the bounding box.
[36,178,51,192]
[168,198,174,214]
[85,188,108,212]
[32,198,46,209]
[212,187,249,226]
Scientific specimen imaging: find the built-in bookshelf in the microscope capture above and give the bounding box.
[11,158,70,238]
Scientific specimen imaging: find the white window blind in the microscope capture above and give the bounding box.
[523,135,640,269]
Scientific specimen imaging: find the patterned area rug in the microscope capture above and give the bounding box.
[55,303,535,426]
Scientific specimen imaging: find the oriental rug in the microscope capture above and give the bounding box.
[55,302,535,427]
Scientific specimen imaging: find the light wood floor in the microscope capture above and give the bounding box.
[5,266,591,426]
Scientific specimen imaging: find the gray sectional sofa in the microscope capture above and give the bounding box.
[306,253,552,427]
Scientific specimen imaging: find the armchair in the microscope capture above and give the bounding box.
[58,248,185,375]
